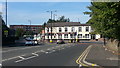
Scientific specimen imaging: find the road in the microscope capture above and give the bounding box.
[2,43,91,67]
[2,42,118,68]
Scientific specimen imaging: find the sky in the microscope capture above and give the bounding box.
[0,2,92,26]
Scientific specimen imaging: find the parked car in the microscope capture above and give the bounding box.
[57,39,65,44]
[25,37,38,45]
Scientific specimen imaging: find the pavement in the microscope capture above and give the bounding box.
[76,43,119,68]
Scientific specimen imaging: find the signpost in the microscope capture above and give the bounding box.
[4,30,8,37]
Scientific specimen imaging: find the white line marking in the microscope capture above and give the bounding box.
[46,52,49,54]
[3,46,41,53]
[47,49,51,50]
[2,55,25,62]
[18,56,25,59]
[79,64,82,68]
[40,50,45,52]
[2,56,18,62]
[15,56,36,63]
[32,53,39,56]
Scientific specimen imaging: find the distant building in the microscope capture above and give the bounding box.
[10,25,42,34]
[45,22,101,42]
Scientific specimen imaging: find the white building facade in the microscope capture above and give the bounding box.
[45,22,101,42]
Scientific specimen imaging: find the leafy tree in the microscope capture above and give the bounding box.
[15,28,25,37]
[24,30,34,35]
[56,16,70,22]
[84,2,120,41]
[47,16,70,23]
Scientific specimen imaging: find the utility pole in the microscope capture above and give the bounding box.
[47,10,57,43]
[6,0,7,25]
[53,14,57,20]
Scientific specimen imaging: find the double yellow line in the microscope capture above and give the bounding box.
[76,45,97,67]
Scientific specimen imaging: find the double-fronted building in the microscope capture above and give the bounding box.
[45,22,101,42]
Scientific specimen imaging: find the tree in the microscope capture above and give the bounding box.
[15,28,25,37]
[47,16,70,23]
[57,16,70,22]
[24,30,34,35]
[84,2,120,41]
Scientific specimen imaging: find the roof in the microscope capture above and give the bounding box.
[46,22,90,27]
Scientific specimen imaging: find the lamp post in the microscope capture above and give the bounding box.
[46,10,57,43]
[28,20,31,30]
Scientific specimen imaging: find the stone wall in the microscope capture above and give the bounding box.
[106,39,120,53]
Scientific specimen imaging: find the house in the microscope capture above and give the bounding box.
[45,22,101,42]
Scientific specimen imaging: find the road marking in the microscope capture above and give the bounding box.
[15,56,36,63]
[47,48,51,50]
[32,53,39,56]
[3,46,41,53]
[79,64,82,68]
[76,45,98,67]
[34,50,42,53]
[2,55,25,62]
[76,46,90,66]
[18,56,25,59]
[2,56,19,62]
[82,46,98,66]
[45,52,49,54]
[40,50,45,52]
[106,57,119,60]
[0,64,2,66]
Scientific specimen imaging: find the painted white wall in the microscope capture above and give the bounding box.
[96,34,101,39]
[45,25,100,40]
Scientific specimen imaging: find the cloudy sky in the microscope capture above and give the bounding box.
[1,1,92,26]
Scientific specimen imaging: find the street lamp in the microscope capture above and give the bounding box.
[28,20,32,35]
[28,20,31,26]
[46,10,57,43]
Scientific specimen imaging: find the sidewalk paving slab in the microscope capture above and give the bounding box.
[86,44,119,67]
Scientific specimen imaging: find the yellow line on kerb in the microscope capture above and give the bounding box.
[82,46,97,66]
[76,46,91,66]
[76,45,93,67]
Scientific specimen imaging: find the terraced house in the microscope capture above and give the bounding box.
[45,22,101,42]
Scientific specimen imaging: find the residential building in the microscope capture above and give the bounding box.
[45,22,101,42]
[10,25,42,34]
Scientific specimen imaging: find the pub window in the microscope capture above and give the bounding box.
[64,34,68,38]
[65,27,68,32]
[79,27,82,32]
[59,27,62,32]
[86,27,89,32]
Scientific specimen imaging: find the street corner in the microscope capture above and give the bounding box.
[76,45,99,67]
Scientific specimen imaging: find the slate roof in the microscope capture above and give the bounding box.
[46,22,90,27]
